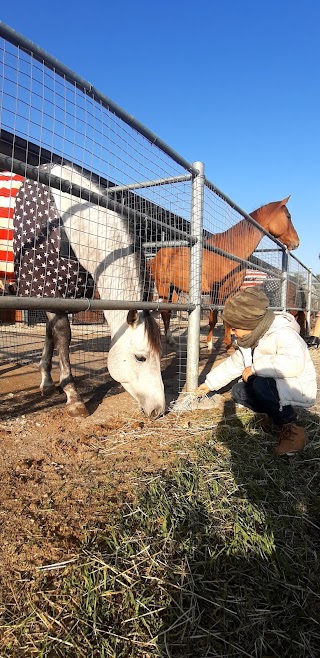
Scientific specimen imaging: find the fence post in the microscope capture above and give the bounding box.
[306,268,312,331]
[280,248,288,310]
[186,161,204,392]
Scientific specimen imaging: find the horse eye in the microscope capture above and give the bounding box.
[135,354,147,363]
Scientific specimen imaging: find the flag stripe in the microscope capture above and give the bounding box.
[0,249,14,262]
[0,228,13,240]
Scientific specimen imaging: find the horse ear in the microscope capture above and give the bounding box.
[127,309,139,327]
[279,195,291,206]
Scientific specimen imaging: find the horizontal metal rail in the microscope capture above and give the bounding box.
[0,297,195,313]
[109,174,192,193]
[0,22,198,176]
[0,153,195,244]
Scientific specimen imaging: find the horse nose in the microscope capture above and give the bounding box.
[141,403,165,419]
[149,406,165,419]
[288,238,299,250]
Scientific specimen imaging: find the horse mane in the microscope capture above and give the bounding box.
[143,311,162,355]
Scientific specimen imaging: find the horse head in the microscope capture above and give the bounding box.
[107,309,165,418]
[264,196,299,250]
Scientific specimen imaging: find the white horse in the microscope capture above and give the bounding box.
[13,164,165,418]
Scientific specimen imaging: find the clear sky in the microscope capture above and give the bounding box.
[1,0,319,273]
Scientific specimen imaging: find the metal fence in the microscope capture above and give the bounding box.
[0,22,319,396]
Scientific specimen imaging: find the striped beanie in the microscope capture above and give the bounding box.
[222,287,270,330]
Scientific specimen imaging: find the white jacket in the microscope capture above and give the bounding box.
[205,312,317,408]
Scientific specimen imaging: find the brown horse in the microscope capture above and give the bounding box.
[149,197,300,350]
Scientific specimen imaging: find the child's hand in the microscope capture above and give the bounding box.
[242,366,254,383]
[194,383,211,397]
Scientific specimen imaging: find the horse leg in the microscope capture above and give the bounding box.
[40,314,56,396]
[161,309,176,347]
[223,322,233,350]
[296,311,306,338]
[40,312,89,417]
[159,288,179,348]
[206,309,218,352]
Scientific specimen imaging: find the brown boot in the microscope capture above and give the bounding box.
[274,423,307,456]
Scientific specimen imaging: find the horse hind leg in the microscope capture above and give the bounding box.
[41,312,89,417]
[206,309,218,353]
[161,309,176,347]
[160,289,179,348]
[223,322,233,350]
[40,314,56,397]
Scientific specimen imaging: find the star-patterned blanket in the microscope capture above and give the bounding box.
[13,178,94,299]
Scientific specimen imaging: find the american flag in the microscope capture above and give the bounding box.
[0,171,24,290]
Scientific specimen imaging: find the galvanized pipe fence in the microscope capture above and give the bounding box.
[0,22,319,393]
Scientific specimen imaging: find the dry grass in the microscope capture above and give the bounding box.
[1,397,320,658]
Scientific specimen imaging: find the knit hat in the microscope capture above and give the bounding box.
[222,287,270,330]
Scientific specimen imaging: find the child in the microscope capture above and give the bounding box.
[195,287,317,455]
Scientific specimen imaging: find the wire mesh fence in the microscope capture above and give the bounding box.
[0,23,319,404]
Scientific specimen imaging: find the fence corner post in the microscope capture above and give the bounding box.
[186,161,204,392]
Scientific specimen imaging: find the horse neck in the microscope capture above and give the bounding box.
[95,252,144,337]
[206,207,268,258]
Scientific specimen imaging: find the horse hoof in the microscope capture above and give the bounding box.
[67,402,89,417]
[41,384,56,397]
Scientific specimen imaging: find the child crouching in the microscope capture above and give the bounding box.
[195,287,317,455]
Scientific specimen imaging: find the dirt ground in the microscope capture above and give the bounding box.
[1,324,320,599]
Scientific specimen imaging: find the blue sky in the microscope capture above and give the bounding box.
[1,0,320,273]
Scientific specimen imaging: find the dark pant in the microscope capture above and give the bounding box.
[231,376,296,427]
